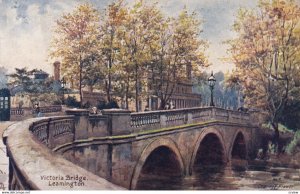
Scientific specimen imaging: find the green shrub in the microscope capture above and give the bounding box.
[29,93,62,106]
[83,101,92,108]
[97,100,119,110]
[106,101,119,109]
[65,96,81,108]
[97,101,106,110]
[285,130,300,154]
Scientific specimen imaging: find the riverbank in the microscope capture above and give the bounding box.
[253,153,300,169]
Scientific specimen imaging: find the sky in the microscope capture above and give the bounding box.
[0,0,262,75]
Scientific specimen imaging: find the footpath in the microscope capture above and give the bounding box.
[0,122,14,191]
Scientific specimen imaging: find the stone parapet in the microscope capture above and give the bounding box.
[10,105,63,121]
[65,109,89,140]
[130,107,252,133]
[3,117,124,190]
[65,109,89,116]
[101,109,132,136]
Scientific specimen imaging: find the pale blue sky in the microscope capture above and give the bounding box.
[0,0,278,74]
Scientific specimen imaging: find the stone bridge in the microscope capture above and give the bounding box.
[3,107,265,190]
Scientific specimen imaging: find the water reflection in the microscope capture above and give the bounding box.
[136,160,300,190]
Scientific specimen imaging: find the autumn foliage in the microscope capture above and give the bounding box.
[50,1,208,111]
[227,0,300,151]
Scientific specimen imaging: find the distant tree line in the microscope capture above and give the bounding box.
[196,71,242,109]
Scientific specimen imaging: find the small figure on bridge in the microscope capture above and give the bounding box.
[144,106,149,112]
[238,106,248,112]
[165,103,170,110]
[91,107,98,114]
[34,103,43,117]
[170,101,175,109]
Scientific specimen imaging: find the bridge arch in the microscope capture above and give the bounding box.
[130,137,185,190]
[229,130,248,161]
[189,127,227,175]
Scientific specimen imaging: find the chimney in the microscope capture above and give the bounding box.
[186,62,192,80]
[53,61,61,81]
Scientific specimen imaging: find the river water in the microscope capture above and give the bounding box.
[136,160,300,190]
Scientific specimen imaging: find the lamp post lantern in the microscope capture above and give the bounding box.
[208,71,216,107]
[61,77,66,105]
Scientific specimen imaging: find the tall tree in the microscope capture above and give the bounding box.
[50,4,100,106]
[149,9,208,109]
[121,1,163,111]
[8,68,56,92]
[227,0,300,151]
[113,63,135,109]
[81,55,105,92]
[225,71,244,108]
[7,68,35,91]
[99,0,127,103]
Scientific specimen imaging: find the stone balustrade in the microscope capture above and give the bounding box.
[131,107,252,132]
[37,105,62,113]
[10,105,63,121]
[30,116,75,149]
[131,111,161,130]
[10,108,24,116]
[10,108,33,121]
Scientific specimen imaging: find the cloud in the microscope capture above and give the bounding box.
[0,0,80,74]
[0,0,260,75]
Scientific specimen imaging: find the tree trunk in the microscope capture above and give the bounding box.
[125,95,129,110]
[272,122,280,153]
[107,50,112,103]
[108,70,112,103]
[159,98,166,110]
[125,83,129,110]
[79,57,83,108]
[105,79,111,103]
[135,63,139,112]
[107,30,114,103]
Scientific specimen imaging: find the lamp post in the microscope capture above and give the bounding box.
[208,71,216,107]
[61,77,66,105]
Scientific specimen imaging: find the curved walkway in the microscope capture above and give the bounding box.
[0,122,14,191]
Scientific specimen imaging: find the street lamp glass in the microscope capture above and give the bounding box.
[61,77,66,88]
[208,73,216,87]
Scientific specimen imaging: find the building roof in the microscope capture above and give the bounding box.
[10,85,25,96]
